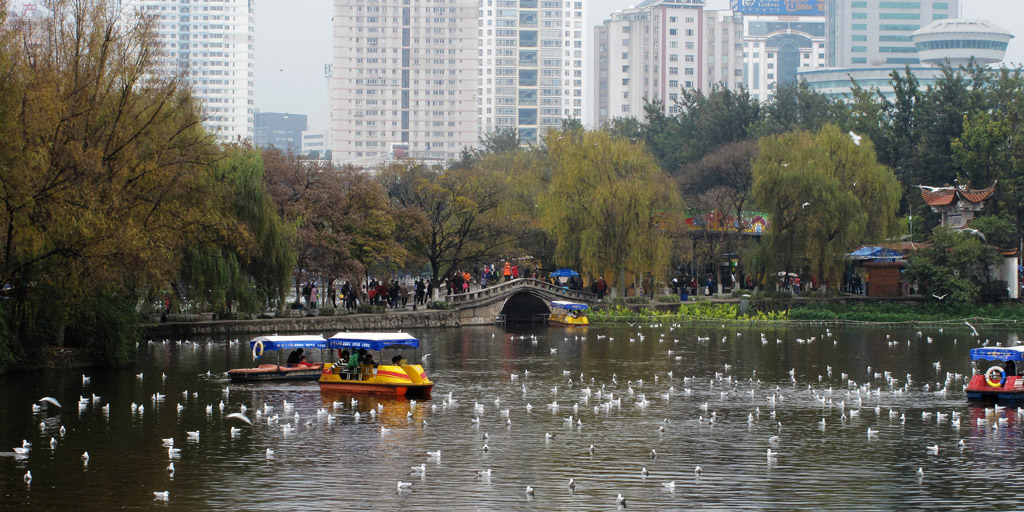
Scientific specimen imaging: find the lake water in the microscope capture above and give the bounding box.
[1,323,1022,511]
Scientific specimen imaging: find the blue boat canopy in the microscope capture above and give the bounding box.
[549,268,580,278]
[551,301,588,311]
[327,332,420,351]
[970,346,1024,362]
[249,335,329,352]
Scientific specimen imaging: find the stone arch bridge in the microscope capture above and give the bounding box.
[447,278,598,325]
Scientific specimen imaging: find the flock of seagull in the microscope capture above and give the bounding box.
[4,324,1021,508]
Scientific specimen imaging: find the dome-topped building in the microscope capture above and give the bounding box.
[912,19,1013,67]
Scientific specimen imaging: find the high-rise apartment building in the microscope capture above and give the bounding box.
[825,0,959,68]
[478,0,585,145]
[703,10,745,91]
[116,0,255,141]
[331,0,478,166]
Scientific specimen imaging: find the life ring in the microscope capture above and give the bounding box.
[252,340,265,360]
[985,365,1006,387]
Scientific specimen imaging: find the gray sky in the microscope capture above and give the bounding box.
[255,0,1024,133]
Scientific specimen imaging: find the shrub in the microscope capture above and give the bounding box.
[607,297,626,306]
[318,307,338,317]
[625,296,650,304]
[426,301,456,310]
[356,304,386,315]
[656,294,681,304]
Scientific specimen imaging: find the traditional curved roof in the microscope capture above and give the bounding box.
[919,182,996,206]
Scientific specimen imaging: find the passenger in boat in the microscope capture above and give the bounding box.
[297,356,317,368]
[348,348,366,370]
[286,348,304,366]
[392,355,409,366]
[1005,360,1017,377]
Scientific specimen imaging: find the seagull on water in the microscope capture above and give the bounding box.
[24,470,32,484]
[616,494,626,506]
[695,466,702,475]
[525,485,535,497]
[167,462,175,476]
[397,481,413,491]
[411,464,426,474]
[663,481,676,491]
[265,448,275,459]
[641,466,649,477]
[153,491,169,501]
[476,468,492,478]
[568,478,576,492]
[82,451,89,465]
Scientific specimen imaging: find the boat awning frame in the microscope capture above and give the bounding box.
[551,301,588,311]
[970,347,1024,362]
[248,335,329,352]
[327,332,420,351]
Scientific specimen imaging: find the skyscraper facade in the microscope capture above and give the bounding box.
[703,9,745,91]
[741,15,826,101]
[117,0,255,141]
[477,0,585,145]
[825,0,959,68]
[330,0,478,166]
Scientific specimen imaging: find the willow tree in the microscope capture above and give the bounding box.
[0,0,220,364]
[539,129,682,295]
[753,124,901,289]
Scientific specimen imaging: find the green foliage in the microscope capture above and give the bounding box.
[539,128,682,293]
[752,124,902,287]
[904,225,1001,303]
[625,296,650,304]
[656,294,681,303]
[589,300,789,322]
[969,215,1017,250]
[65,293,140,367]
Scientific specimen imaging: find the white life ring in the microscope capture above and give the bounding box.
[252,340,265,360]
[985,365,1006,387]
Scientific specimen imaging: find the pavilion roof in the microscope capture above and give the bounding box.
[918,182,996,206]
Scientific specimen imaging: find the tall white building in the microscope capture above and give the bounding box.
[825,0,959,68]
[117,0,255,141]
[330,0,478,166]
[703,9,744,91]
[593,1,749,125]
[478,0,585,145]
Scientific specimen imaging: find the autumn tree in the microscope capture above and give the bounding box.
[539,129,682,295]
[752,124,901,290]
[0,0,221,365]
[678,140,758,293]
[378,157,530,282]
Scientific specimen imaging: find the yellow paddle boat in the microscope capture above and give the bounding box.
[320,332,433,399]
[548,301,589,326]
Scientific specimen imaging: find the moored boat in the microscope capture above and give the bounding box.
[228,335,328,382]
[966,347,1024,401]
[319,332,432,399]
[548,301,589,326]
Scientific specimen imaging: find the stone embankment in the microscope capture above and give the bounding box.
[142,310,460,339]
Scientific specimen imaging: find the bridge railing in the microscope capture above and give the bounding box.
[445,278,598,305]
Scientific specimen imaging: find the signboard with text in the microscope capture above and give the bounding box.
[730,0,824,16]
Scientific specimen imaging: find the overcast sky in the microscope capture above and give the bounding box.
[255,0,1024,133]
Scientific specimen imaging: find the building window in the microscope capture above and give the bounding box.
[852,24,867,30]
[851,46,867,53]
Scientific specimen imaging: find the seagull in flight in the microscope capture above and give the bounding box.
[849,131,862,145]
[801,202,811,208]
[932,293,947,300]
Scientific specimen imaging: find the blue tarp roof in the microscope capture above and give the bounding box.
[248,335,328,352]
[970,346,1024,362]
[551,301,588,311]
[549,268,580,278]
[851,246,904,260]
[327,332,420,351]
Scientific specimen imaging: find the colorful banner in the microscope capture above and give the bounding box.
[682,210,768,235]
[730,0,825,16]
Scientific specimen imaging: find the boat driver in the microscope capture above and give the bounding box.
[1006,360,1017,377]
[286,348,304,366]
[392,355,409,366]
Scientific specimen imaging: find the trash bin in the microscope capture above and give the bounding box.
[680,292,688,301]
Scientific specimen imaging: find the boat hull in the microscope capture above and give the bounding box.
[966,374,1024,401]
[319,364,433,399]
[228,364,324,382]
[548,312,588,326]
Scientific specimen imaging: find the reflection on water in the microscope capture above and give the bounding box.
[1,324,1023,510]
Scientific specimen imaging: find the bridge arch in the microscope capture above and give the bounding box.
[499,290,551,323]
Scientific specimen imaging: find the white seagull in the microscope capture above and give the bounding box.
[849,131,862,145]
[153,491,169,501]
